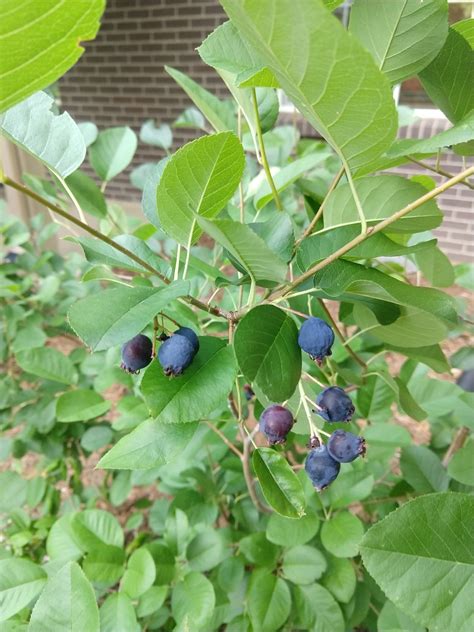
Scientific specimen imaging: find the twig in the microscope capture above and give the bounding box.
[204,421,243,459]
[239,425,271,513]
[442,426,470,467]
[317,298,367,369]
[298,382,323,443]
[152,316,159,357]
[408,156,474,190]
[251,88,283,211]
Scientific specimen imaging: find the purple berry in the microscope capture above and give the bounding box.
[121,334,153,373]
[327,430,366,463]
[259,405,294,445]
[305,445,340,491]
[457,369,474,393]
[298,317,335,362]
[316,387,354,423]
[174,327,199,354]
[158,334,196,376]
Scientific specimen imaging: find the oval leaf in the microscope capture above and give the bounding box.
[56,389,110,423]
[89,127,137,182]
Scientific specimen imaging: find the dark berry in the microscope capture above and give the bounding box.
[4,251,18,263]
[305,445,340,491]
[457,368,474,393]
[259,405,294,445]
[315,386,354,423]
[158,332,170,342]
[298,317,335,362]
[327,430,366,463]
[174,327,199,353]
[121,334,153,373]
[243,384,255,401]
[158,334,196,376]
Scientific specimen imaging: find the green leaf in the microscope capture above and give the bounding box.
[0,1,105,112]
[0,92,85,177]
[453,18,474,47]
[78,122,98,147]
[321,511,364,558]
[326,468,374,509]
[415,245,455,288]
[361,492,474,632]
[400,446,450,493]
[250,214,294,263]
[83,546,124,586]
[141,157,169,227]
[298,226,435,270]
[71,509,123,552]
[363,424,411,448]
[282,545,326,584]
[139,120,172,149]
[29,562,99,632]
[266,512,319,546]
[81,426,113,452]
[64,170,107,219]
[198,218,287,283]
[99,594,137,632]
[321,556,357,604]
[68,283,189,351]
[171,572,215,630]
[293,583,345,632]
[0,559,46,622]
[253,448,306,518]
[239,533,280,568]
[419,28,474,123]
[166,66,235,133]
[254,152,330,210]
[121,548,156,599]
[394,376,427,421]
[323,175,442,233]
[187,529,226,572]
[89,127,137,182]
[141,337,237,424]
[15,348,76,385]
[156,132,245,245]
[98,419,198,470]
[350,0,448,84]
[448,441,474,486]
[378,600,425,632]
[56,389,110,423]
[46,514,83,562]
[174,107,206,130]
[247,571,291,632]
[137,586,167,618]
[234,305,301,401]
[220,0,397,170]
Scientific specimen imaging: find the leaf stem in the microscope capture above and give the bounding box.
[251,88,283,211]
[317,298,367,369]
[182,219,196,280]
[344,160,367,233]
[299,382,322,444]
[54,171,88,225]
[204,421,243,459]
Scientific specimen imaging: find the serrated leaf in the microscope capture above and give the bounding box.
[0,559,46,622]
[68,283,189,351]
[350,0,448,84]
[234,305,301,401]
[28,562,99,632]
[142,337,237,424]
[253,448,306,518]
[198,217,286,283]
[56,389,110,423]
[156,132,244,245]
[15,347,76,385]
[98,420,198,469]
[221,0,397,170]
[0,92,85,177]
[361,493,474,632]
[166,66,235,132]
[89,127,137,182]
[323,175,442,233]
[0,1,105,112]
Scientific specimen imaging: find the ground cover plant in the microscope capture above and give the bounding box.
[1,0,474,630]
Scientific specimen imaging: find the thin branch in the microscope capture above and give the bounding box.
[408,156,474,190]
[299,382,322,444]
[204,421,243,459]
[239,425,271,513]
[182,219,196,280]
[251,88,283,211]
[152,316,159,357]
[294,166,344,248]
[2,175,234,322]
[442,426,470,467]
[269,165,474,300]
[317,298,367,369]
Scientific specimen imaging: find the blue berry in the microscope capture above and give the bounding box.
[298,317,335,362]
[243,384,255,401]
[316,387,354,423]
[259,405,294,445]
[121,334,153,373]
[457,369,474,392]
[327,430,366,463]
[158,334,196,376]
[174,327,200,353]
[305,445,340,491]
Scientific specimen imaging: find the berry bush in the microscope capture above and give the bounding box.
[1,1,474,631]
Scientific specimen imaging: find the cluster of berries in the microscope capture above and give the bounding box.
[120,327,199,376]
[259,317,366,491]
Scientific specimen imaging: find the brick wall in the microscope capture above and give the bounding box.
[59,0,473,262]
